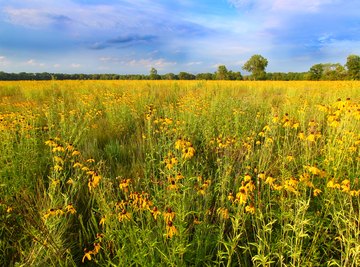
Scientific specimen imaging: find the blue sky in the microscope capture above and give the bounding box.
[0,0,359,74]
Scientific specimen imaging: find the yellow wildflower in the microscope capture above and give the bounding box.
[119,178,131,192]
[236,186,247,205]
[82,249,92,263]
[72,150,81,156]
[306,133,316,142]
[182,146,195,160]
[151,206,161,220]
[54,165,63,172]
[245,204,255,214]
[164,207,176,223]
[313,189,322,197]
[118,209,131,222]
[167,177,178,191]
[73,162,83,168]
[99,216,106,227]
[244,173,252,182]
[88,174,101,190]
[341,179,350,192]
[65,203,76,214]
[258,172,266,180]
[166,221,178,238]
[217,207,229,220]
[265,176,275,187]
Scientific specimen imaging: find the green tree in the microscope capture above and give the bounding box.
[228,71,243,80]
[322,63,346,80]
[345,54,360,80]
[178,72,195,80]
[308,63,324,80]
[215,65,229,80]
[196,73,214,80]
[149,67,160,80]
[162,73,177,80]
[242,54,268,80]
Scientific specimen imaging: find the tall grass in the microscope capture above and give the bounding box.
[0,80,359,266]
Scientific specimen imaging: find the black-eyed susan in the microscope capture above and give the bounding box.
[341,179,350,192]
[119,178,131,192]
[166,221,178,238]
[167,177,178,191]
[313,188,322,197]
[73,162,83,168]
[65,203,76,214]
[245,204,255,214]
[164,207,176,223]
[53,165,63,172]
[115,200,128,211]
[182,146,195,160]
[118,209,131,222]
[258,172,266,180]
[236,186,248,205]
[72,150,81,157]
[193,216,201,225]
[217,207,229,220]
[265,176,275,187]
[82,249,92,263]
[88,174,102,190]
[298,131,305,140]
[244,173,251,182]
[99,216,106,227]
[151,206,161,220]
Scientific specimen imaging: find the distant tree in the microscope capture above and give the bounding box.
[242,54,268,80]
[196,73,214,80]
[149,67,161,80]
[228,71,243,80]
[322,63,346,80]
[162,73,177,80]
[345,54,360,80]
[178,72,195,80]
[215,65,229,80]
[308,63,324,80]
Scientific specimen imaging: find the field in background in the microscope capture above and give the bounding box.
[0,80,359,266]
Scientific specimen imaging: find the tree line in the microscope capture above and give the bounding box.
[0,54,359,81]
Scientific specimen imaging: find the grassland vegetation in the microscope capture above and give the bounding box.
[0,80,359,266]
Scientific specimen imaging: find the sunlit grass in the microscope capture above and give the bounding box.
[1,80,359,266]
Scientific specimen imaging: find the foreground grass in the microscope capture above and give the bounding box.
[0,80,359,266]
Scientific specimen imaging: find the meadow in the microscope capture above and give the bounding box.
[0,80,359,266]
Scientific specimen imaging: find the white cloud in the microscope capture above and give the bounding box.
[25,59,45,67]
[271,0,337,12]
[227,0,253,8]
[71,63,81,68]
[0,56,9,66]
[228,0,338,12]
[1,0,169,34]
[98,56,176,69]
[186,61,202,66]
[126,58,177,69]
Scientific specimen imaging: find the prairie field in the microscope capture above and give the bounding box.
[0,80,360,266]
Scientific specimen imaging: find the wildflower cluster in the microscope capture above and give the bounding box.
[175,138,195,159]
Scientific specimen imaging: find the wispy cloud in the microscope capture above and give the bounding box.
[0,56,9,66]
[70,63,81,68]
[99,56,176,70]
[0,0,359,73]
[25,59,45,67]
[90,35,158,50]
